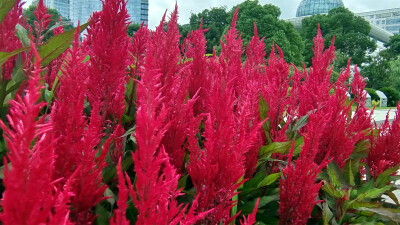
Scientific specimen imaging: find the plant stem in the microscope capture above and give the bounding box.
[0,80,9,116]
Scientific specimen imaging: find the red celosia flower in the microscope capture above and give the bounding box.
[182,19,210,116]
[262,44,291,142]
[368,103,400,178]
[307,64,355,167]
[46,16,66,88]
[110,158,129,225]
[187,8,262,223]
[279,129,330,225]
[0,0,24,81]
[52,26,108,224]
[240,198,259,225]
[85,0,130,124]
[349,66,374,140]
[0,43,70,225]
[131,18,208,223]
[292,26,335,118]
[33,0,53,44]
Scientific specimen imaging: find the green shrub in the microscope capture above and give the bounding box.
[365,88,379,101]
[381,87,400,107]
[372,99,380,106]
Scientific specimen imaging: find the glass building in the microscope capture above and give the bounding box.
[39,0,148,27]
[44,0,70,19]
[296,0,344,17]
[358,8,400,34]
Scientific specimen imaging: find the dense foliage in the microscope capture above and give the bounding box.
[1,0,400,225]
[301,7,376,69]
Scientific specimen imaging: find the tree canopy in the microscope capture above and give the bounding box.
[229,0,304,65]
[188,6,229,53]
[301,7,376,69]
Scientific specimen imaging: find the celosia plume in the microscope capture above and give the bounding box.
[0,44,69,225]
[85,0,130,124]
[33,0,53,44]
[110,158,129,225]
[279,125,329,225]
[368,103,400,178]
[52,26,108,224]
[0,0,24,81]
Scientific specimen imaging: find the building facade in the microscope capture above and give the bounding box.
[38,0,148,26]
[357,8,400,34]
[44,0,70,19]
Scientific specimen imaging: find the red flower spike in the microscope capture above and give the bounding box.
[182,18,210,115]
[279,138,330,225]
[262,44,291,142]
[0,0,24,81]
[0,43,64,224]
[349,66,374,139]
[110,158,129,225]
[294,26,336,117]
[368,103,400,178]
[131,15,208,222]
[187,8,260,223]
[240,198,259,225]
[85,0,130,124]
[52,26,108,224]
[33,0,53,43]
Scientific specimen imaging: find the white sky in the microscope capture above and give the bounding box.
[23,0,400,29]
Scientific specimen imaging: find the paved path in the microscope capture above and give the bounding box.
[371,109,396,126]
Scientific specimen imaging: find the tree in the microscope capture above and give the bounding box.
[301,7,376,69]
[23,4,73,41]
[381,34,400,59]
[127,23,141,36]
[229,0,305,65]
[188,7,229,53]
[361,55,391,89]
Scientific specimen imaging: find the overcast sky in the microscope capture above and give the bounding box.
[23,0,400,29]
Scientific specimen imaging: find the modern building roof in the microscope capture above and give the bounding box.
[296,0,344,17]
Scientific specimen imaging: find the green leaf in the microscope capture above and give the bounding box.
[95,203,111,225]
[358,207,400,222]
[38,21,90,66]
[102,157,133,183]
[0,47,30,67]
[327,161,347,189]
[259,95,269,121]
[178,175,188,189]
[322,202,334,225]
[15,23,30,48]
[322,181,346,199]
[259,141,291,156]
[0,0,17,23]
[358,185,392,200]
[375,166,399,188]
[257,173,281,188]
[259,137,304,157]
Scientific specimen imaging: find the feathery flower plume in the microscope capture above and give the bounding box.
[240,199,259,225]
[52,26,108,224]
[131,17,208,223]
[262,44,291,142]
[279,123,330,225]
[0,0,24,81]
[182,19,210,115]
[368,103,400,178]
[0,43,69,224]
[187,8,260,223]
[33,0,53,44]
[110,158,129,225]
[349,66,374,140]
[294,26,335,117]
[85,0,130,124]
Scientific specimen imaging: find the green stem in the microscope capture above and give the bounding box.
[0,80,9,117]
